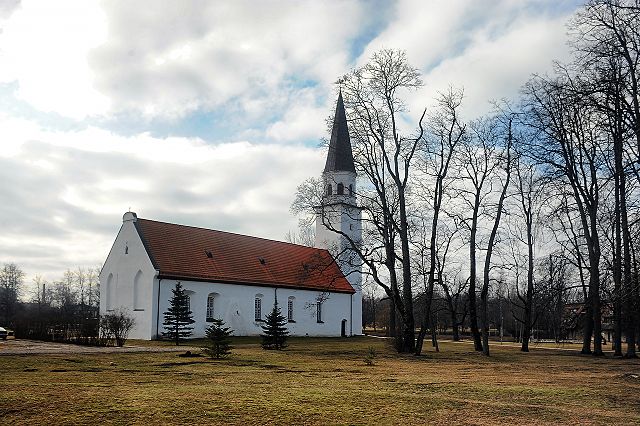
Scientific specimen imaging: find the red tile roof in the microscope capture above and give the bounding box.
[134,218,354,294]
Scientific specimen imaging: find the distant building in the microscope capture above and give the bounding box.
[99,93,363,339]
[564,302,615,342]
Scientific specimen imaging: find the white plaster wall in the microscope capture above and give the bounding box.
[315,170,363,335]
[99,213,157,340]
[154,279,354,338]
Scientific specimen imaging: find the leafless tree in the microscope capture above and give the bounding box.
[478,116,513,356]
[510,148,544,351]
[440,271,468,342]
[523,72,607,356]
[571,0,640,357]
[0,263,25,327]
[293,49,425,352]
[448,114,512,355]
[413,87,465,354]
[284,219,316,247]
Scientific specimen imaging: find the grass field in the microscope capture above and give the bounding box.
[1,337,639,425]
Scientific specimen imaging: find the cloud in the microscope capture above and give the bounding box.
[418,11,572,118]
[0,0,20,20]
[265,87,330,142]
[89,0,366,121]
[0,0,587,287]
[360,0,579,119]
[0,114,324,281]
[0,0,109,119]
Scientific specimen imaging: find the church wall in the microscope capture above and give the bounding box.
[99,212,157,340]
[154,279,354,338]
[100,213,358,340]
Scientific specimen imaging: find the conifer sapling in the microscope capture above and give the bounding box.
[202,318,233,359]
[162,282,195,345]
[261,302,289,350]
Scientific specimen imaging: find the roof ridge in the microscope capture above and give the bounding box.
[136,217,323,252]
[133,217,355,294]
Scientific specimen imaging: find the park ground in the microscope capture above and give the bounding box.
[1,337,639,425]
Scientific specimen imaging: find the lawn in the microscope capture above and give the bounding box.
[1,337,639,425]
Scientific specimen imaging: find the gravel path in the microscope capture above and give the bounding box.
[0,339,198,355]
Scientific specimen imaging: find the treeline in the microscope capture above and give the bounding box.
[294,0,640,357]
[0,263,102,344]
[363,251,586,345]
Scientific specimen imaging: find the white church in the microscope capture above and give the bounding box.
[99,93,363,339]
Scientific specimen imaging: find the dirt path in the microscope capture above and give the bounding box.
[0,339,198,355]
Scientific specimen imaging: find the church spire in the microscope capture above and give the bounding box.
[324,90,356,173]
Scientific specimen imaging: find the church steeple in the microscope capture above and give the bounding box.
[324,90,356,173]
[315,89,362,336]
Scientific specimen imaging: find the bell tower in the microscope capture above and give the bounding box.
[315,90,362,335]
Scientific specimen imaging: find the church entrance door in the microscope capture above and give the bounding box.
[341,319,347,337]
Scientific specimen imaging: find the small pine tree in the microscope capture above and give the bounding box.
[162,282,195,345]
[363,346,377,366]
[202,318,233,359]
[261,302,289,350]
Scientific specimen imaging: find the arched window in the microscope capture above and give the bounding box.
[349,184,353,196]
[133,270,144,310]
[206,293,216,322]
[254,294,263,321]
[287,297,295,322]
[106,273,113,310]
[326,184,332,195]
[337,183,344,195]
[316,301,323,323]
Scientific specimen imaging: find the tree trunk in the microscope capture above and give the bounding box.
[415,285,430,355]
[590,219,604,357]
[469,204,482,351]
[613,165,623,356]
[388,298,396,337]
[521,225,534,353]
[416,200,440,355]
[581,299,593,355]
[554,264,564,344]
[398,189,415,353]
[431,313,440,353]
[452,323,460,341]
[480,288,490,356]
[620,164,636,358]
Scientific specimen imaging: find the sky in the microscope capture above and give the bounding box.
[0,0,585,285]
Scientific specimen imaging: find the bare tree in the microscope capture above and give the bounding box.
[523,72,607,356]
[31,275,52,308]
[441,271,468,342]
[293,49,425,352]
[449,114,511,354]
[571,0,640,357]
[0,263,25,327]
[510,149,544,352]
[413,88,465,354]
[478,116,513,356]
[284,219,316,247]
[542,252,573,343]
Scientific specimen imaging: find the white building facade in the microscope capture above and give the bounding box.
[100,213,357,339]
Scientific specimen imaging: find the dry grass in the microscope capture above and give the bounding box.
[1,337,639,425]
